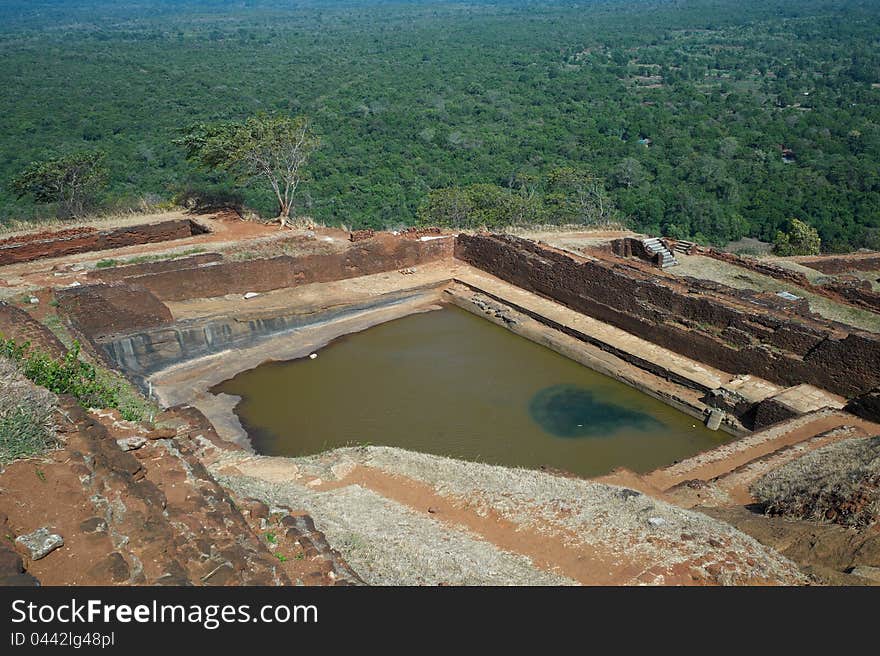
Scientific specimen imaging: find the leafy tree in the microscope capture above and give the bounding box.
[418,184,544,229]
[178,114,318,227]
[11,152,106,219]
[773,218,822,255]
[417,187,473,229]
[546,167,621,227]
[462,184,544,228]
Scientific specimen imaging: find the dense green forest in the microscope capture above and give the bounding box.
[1,0,878,250]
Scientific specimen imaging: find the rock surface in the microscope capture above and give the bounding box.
[702,506,880,585]
[850,565,880,582]
[15,528,64,561]
[116,436,147,451]
[0,395,319,585]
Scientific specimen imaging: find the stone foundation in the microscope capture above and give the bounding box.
[455,233,880,397]
[0,219,208,266]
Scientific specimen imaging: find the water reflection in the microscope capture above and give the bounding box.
[530,384,662,438]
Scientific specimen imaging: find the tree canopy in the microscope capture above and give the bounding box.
[773,218,822,256]
[0,1,878,250]
[11,152,106,219]
[178,114,318,226]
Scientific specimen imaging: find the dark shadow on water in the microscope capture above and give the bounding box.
[529,384,663,438]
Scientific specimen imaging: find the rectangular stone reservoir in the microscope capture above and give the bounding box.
[214,305,730,477]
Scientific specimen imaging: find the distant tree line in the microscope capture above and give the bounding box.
[1,0,878,252]
[417,168,623,230]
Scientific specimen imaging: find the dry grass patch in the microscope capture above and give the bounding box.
[0,206,189,238]
[0,359,60,465]
[752,436,880,528]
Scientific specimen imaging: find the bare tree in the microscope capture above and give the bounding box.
[547,167,620,226]
[179,114,319,227]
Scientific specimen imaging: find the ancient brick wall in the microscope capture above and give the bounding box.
[0,220,207,266]
[822,282,880,313]
[349,229,375,242]
[845,388,880,424]
[57,233,453,345]
[749,399,801,431]
[610,237,661,267]
[130,233,454,302]
[696,247,880,314]
[696,247,811,286]
[56,282,174,339]
[455,234,880,397]
[797,254,880,275]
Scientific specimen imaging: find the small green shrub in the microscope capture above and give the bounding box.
[0,338,143,421]
[772,218,822,256]
[95,259,119,269]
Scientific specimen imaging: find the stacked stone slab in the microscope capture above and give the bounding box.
[643,237,679,268]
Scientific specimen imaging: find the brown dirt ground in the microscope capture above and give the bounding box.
[314,465,645,585]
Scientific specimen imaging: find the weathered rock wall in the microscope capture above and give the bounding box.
[455,234,880,397]
[99,285,443,379]
[1,397,291,586]
[823,282,880,313]
[846,388,880,424]
[87,253,223,283]
[0,220,208,266]
[59,234,454,345]
[749,398,802,430]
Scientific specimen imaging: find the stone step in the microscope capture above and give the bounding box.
[706,425,867,501]
[643,238,679,268]
[643,409,842,491]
